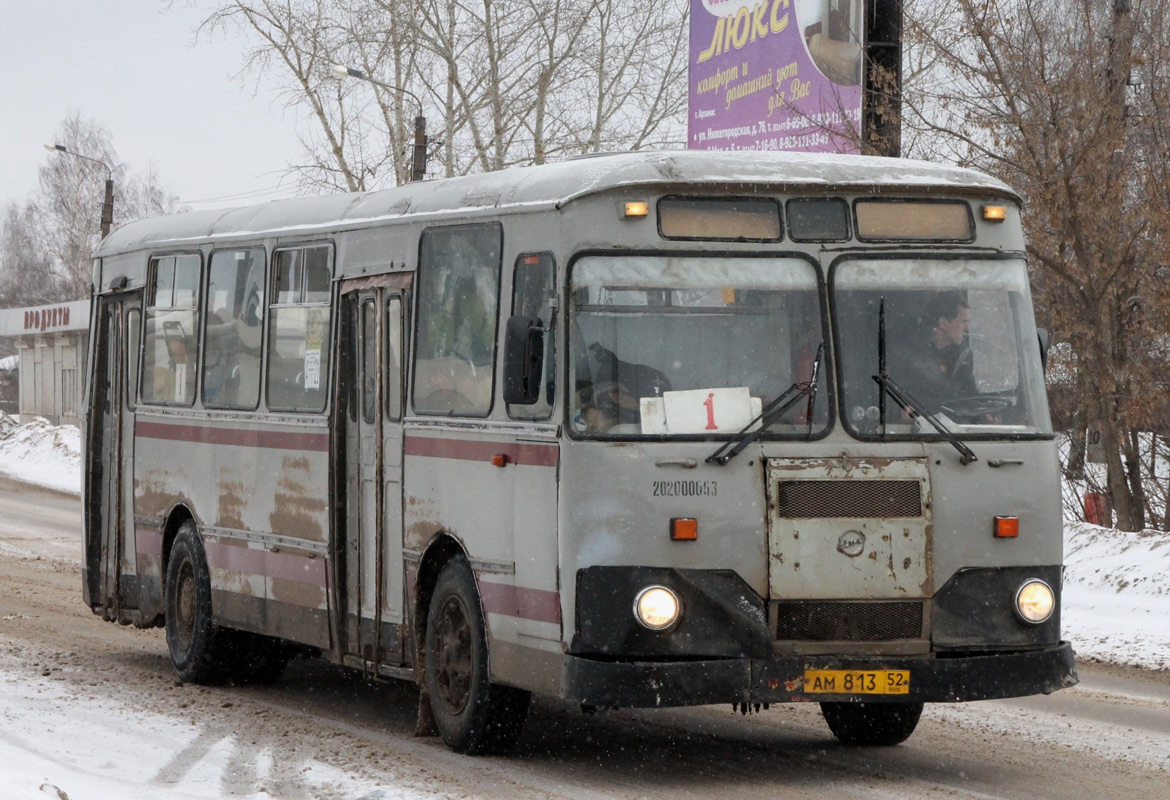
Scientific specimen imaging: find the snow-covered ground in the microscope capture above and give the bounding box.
[0,413,1166,799]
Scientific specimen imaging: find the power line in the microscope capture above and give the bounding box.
[177,183,300,206]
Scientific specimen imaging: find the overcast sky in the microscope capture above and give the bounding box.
[0,1,307,212]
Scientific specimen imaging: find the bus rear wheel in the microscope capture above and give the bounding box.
[424,557,530,754]
[820,701,924,746]
[165,520,228,684]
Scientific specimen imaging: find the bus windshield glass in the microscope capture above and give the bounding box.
[833,258,1052,437]
[569,255,828,438]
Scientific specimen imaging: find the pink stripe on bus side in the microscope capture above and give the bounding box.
[203,540,329,587]
[136,420,329,452]
[404,436,558,467]
[479,580,562,625]
[136,528,163,558]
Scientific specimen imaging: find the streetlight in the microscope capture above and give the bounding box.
[332,64,428,183]
[44,144,114,239]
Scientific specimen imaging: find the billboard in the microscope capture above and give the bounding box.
[689,0,864,154]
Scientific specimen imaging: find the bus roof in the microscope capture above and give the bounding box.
[95,150,1018,257]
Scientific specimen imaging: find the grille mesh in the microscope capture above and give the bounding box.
[775,480,922,518]
[775,601,924,641]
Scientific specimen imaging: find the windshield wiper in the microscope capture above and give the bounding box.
[706,342,823,466]
[872,298,977,466]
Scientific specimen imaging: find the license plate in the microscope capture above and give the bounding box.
[803,669,911,695]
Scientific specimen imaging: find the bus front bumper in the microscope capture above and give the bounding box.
[561,641,1078,708]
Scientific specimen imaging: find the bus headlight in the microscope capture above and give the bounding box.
[633,586,682,631]
[1014,579,1055,624]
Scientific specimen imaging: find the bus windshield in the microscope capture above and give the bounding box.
[569,255,828,438]
[833,258,1052,437]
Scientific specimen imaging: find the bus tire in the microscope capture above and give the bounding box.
[165,521,227,684]
[424,557,530,754]
[820,701,924,746]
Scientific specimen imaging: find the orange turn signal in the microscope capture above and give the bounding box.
[624,201,650,218]
[994,516,1019,538]
[491,453,510,468]
[671,518,698,541]
[982,204,1008,222]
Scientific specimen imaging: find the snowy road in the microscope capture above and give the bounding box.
[0,476,1167,799]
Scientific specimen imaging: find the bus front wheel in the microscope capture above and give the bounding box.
[424,557,530,754]
[820,701,924,746]
[165,521,227,684]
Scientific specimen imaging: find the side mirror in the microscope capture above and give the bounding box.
[503,315,544,404]
[1037,328,1049,374]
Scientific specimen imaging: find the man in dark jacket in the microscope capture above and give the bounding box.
[901,292,976,410]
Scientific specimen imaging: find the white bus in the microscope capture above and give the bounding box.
[84,150,1076,753]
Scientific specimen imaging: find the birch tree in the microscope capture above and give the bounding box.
[0,114,179,305]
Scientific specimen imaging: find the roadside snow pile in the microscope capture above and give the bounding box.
[1062,521,1170,670]
[0,412,81,495]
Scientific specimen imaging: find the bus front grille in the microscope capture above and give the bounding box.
[775,480,922,518]
[774,601,924,641]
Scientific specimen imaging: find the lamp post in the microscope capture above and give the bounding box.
[45,144,115,239]
[332,64,428,182]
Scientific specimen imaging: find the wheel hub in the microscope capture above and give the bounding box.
[433,596,473,714]
[174,559,195,652]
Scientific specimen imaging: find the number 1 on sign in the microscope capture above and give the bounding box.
[703,392,718,430]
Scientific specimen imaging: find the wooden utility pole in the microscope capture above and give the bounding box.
[863,0,903,157]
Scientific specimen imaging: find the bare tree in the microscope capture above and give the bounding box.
[0,202,63,308]
[189,0,689,189]
[0,114,180,305]
[904,0,1170,530]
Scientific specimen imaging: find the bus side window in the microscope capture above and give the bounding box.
[361,299,377,424]
[507,252,556,420]
[386,297,403,421]
[267,245,333,412]
[141,254,201,406]
[203,247,265,410]
[413,224,502,416]
[126,308,140,410]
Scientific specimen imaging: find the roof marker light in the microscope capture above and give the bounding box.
[982,204,1008,222]
[624,201,649,218]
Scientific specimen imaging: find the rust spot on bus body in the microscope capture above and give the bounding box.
[136,475,198,525]
[270,574,326,609]
[404,493,441,551]
[268,455,327,543]
[217,480,246,530]
[135,476,177,517]
[406,519,445,552]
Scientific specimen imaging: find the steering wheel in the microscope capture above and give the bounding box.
[941,395,1011,422]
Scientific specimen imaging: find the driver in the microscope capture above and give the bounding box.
[903,292,977,410]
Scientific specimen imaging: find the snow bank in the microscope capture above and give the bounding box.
[0,412,81,495]
[1062,521,1170,670]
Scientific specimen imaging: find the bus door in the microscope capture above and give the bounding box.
[84,290,141,620]
[339,276,409,664]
